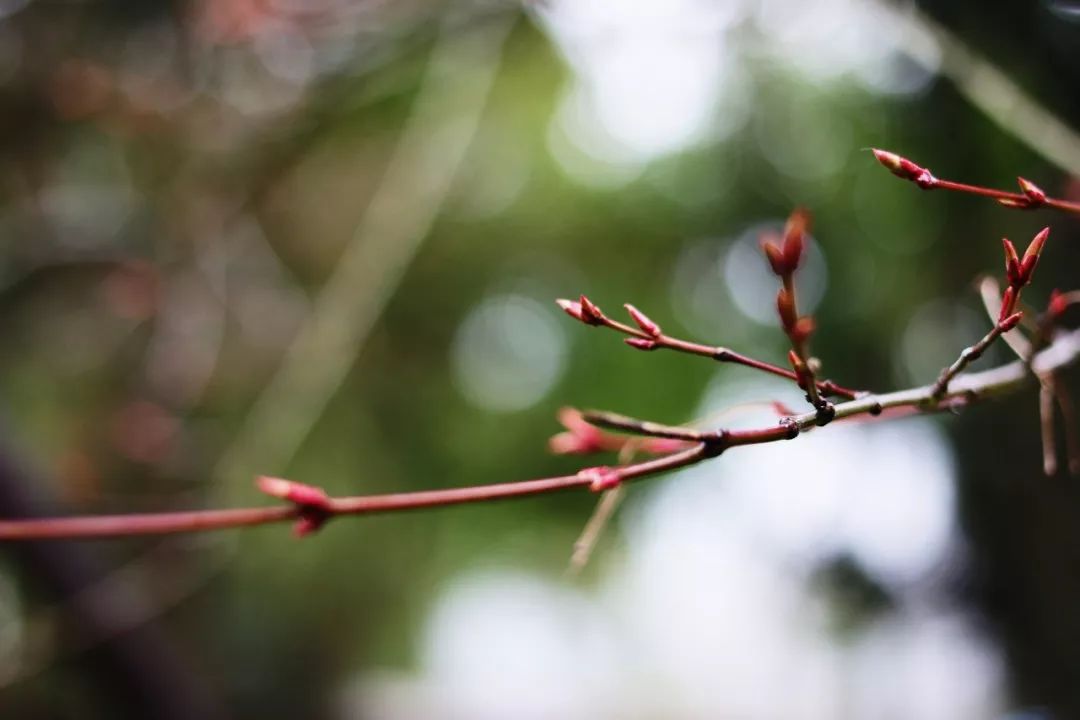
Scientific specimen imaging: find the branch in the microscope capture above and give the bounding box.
[760,208,832,419]
[872,149,1080,216]
[5,326,1080,542]
[931,313,1023,400]
[556,296,858,400]
[932,227,1048,399]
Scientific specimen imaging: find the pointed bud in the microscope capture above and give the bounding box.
[624,337,658,351]
[579,295,604,325]
[997,198,1029,209]
[761,239,787,276]
[776,288,797,331]
[1002,238,1022,286]
[257,476,331,510]
[549,407,606,455]
[580,465,621,492]
[624,303,661,337]
[871,149,934,187]
[998,286,1017,323]
[1019,227,1050,284]
[1018,177,1046,206]
[791,316,816,345]
[1049,289,1068,318]
[549,432,594,454]
[782,208,809,272]
[999,311,1024,333]
[557,298,585,323]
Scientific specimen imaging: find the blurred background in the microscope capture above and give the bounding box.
[2,0,1080,717]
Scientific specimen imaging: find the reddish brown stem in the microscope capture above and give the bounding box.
[872,149,1080,216]
[933,179,1080,214]
[7,326,1080,542]
[0,445,706,541]
[596,314,859,401]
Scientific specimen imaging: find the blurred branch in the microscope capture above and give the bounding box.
[214,14,515,497]
[0,425,225,717]
[0,11,516,688]
[890,2,1080,176]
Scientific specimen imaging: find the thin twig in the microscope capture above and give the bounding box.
[558,298,858,400]
[931,317,1019,400]
[872,149,1080,216]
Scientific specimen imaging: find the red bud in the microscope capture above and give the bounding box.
[624,303,661,337]
[1019,227,1050,284]
[871,149,935,187]
[1018,177,1047,205]
[624,337,658,351]
[549,408,606,455]
[1002,238,1021,286]
[761,239,787,276]
[782,208,809,272]
[998,286,1017,323]
[999,311,1023,332]
[776,288,797,331]
[557,298,585,323]
[579,295,604,325]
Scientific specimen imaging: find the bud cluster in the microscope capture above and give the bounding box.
[760,209,829,414]
[999,227,1049,325]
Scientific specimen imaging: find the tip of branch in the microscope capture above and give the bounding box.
[1002,238,1021,286]
[871,148,904,174]
[782,208,810,271]
[549,407,605,454]
[1019,227,1050,285]
[871,148,934,187]
[556,298,584,322]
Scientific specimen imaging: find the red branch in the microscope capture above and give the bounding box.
[872,149,1080,215]
[4,150,1078,543]
[556,296,858,400]
[5,324,1080,542]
